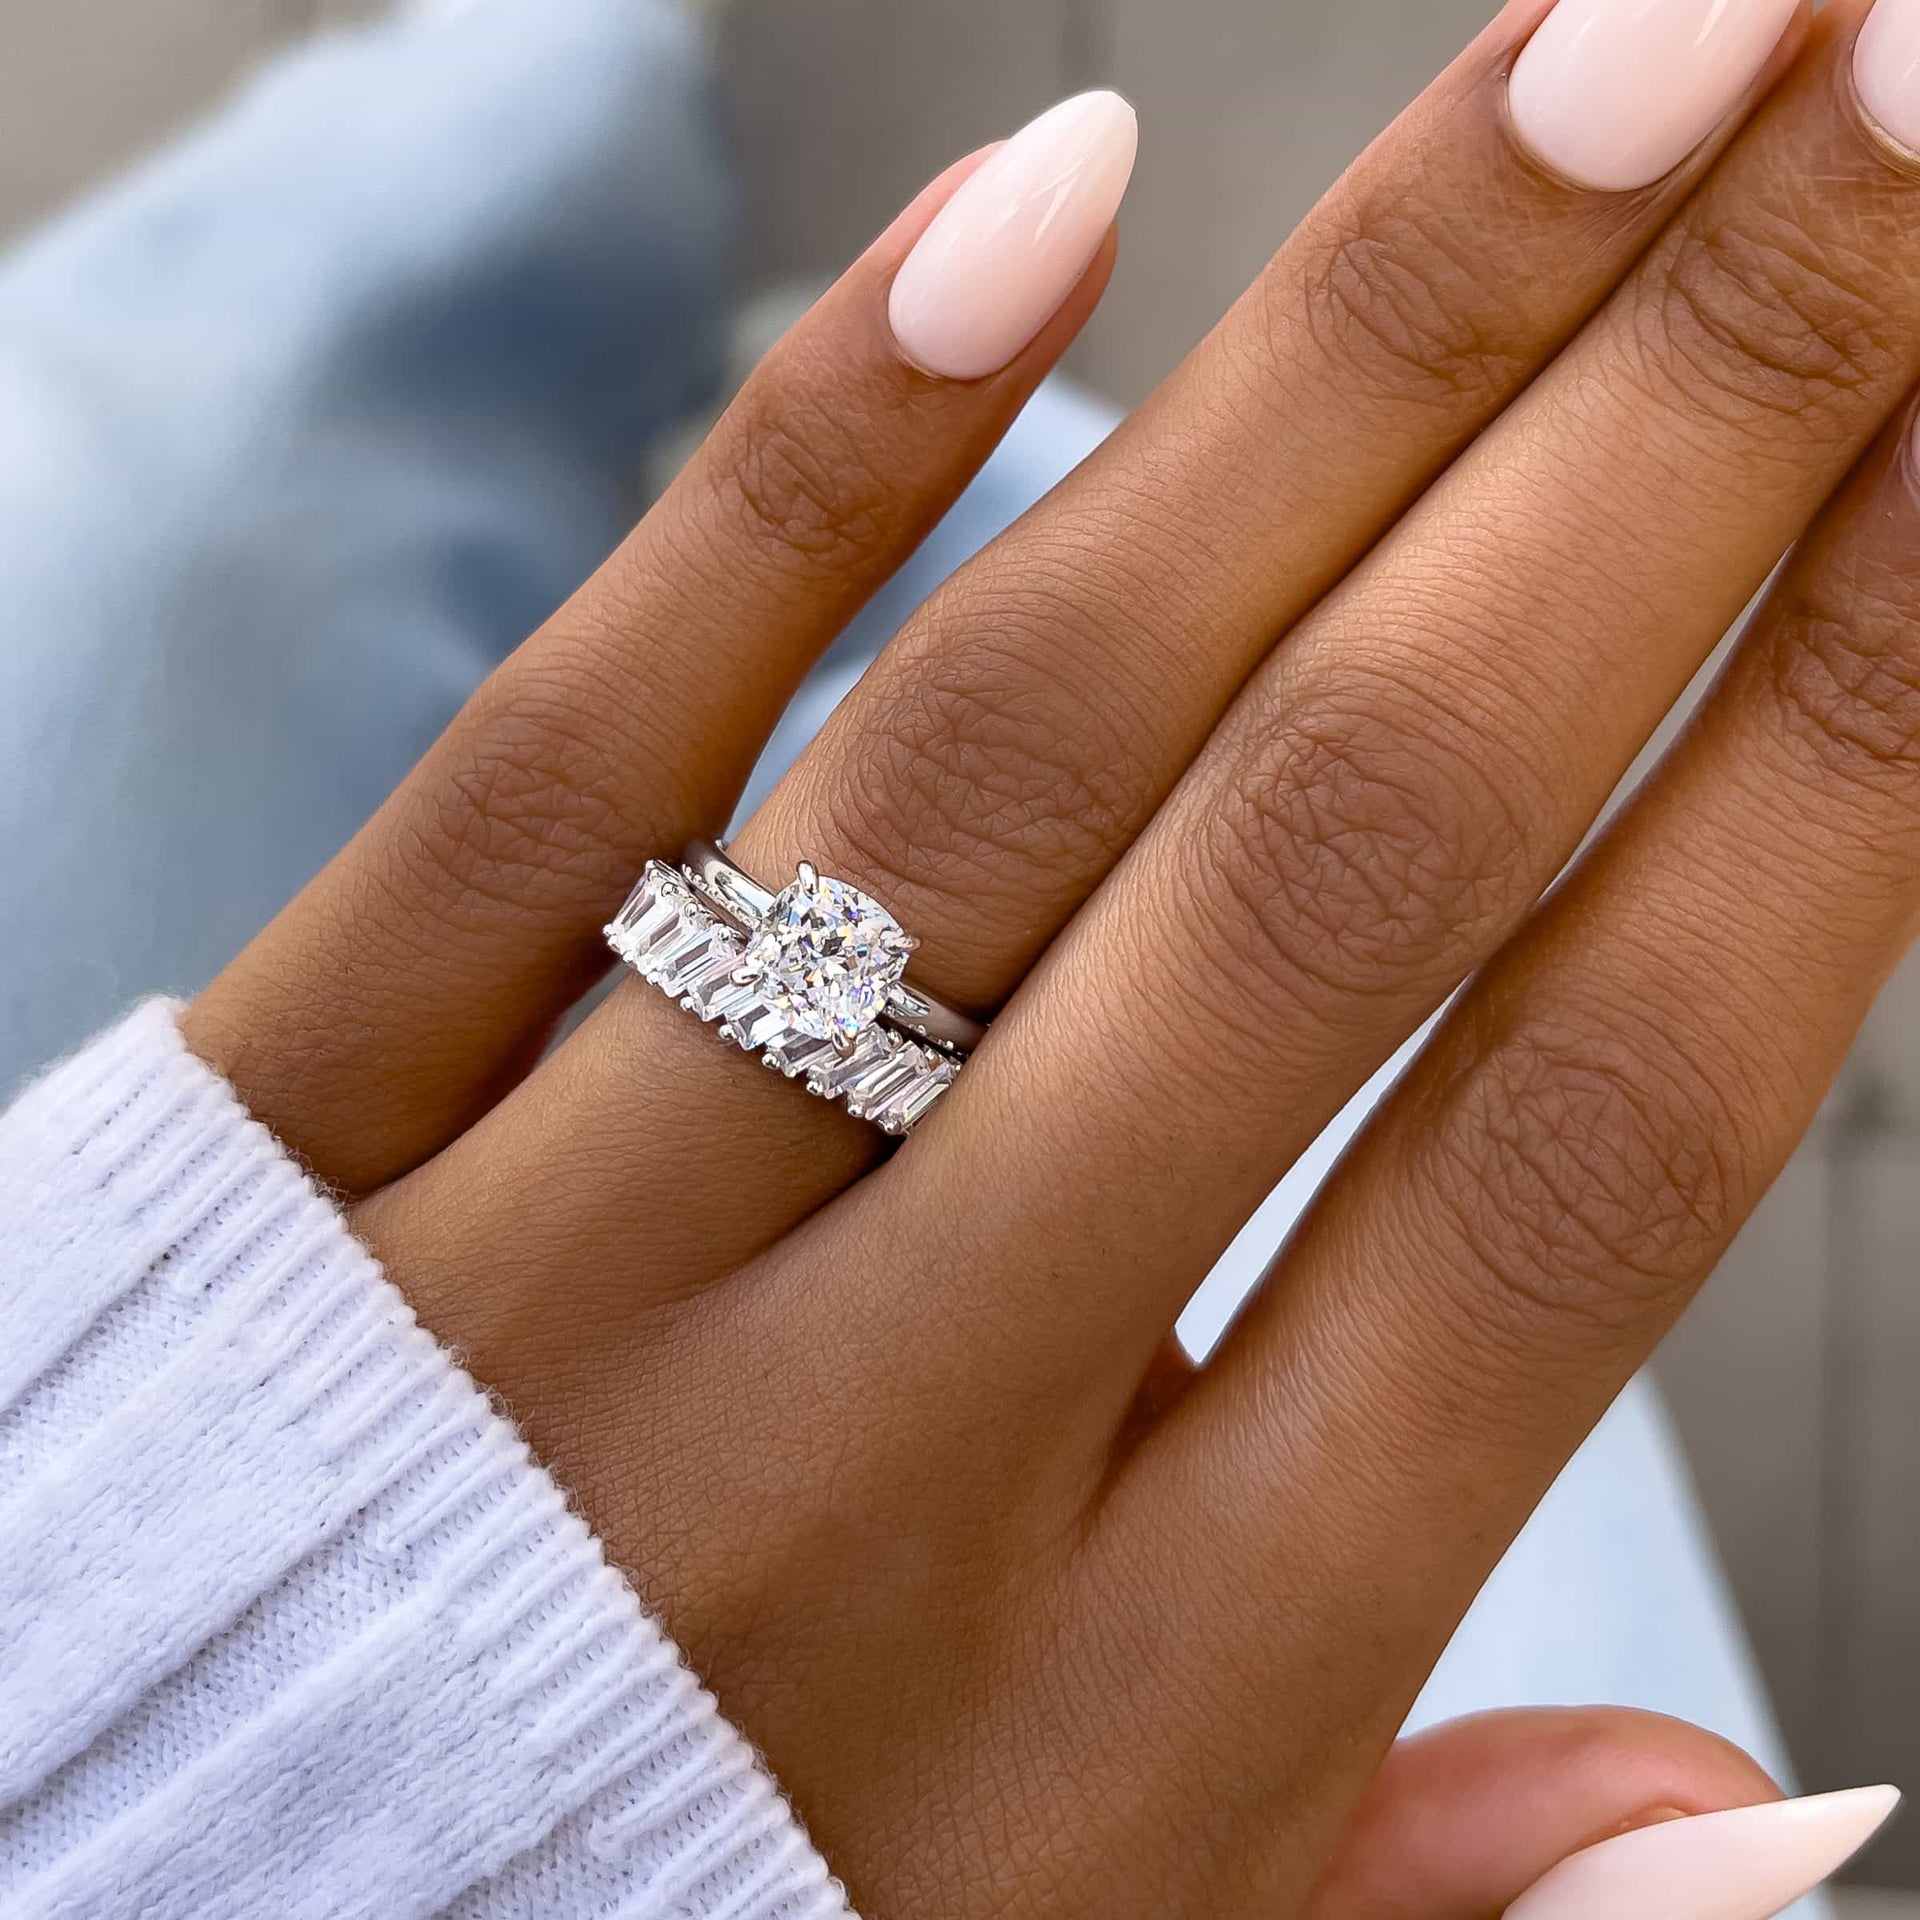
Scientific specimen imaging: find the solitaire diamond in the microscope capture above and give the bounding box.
[736,863,915,1046]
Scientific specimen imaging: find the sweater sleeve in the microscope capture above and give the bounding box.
[0,1000,854,1920]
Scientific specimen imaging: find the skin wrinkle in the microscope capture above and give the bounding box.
[1283,51,1604,425]
[841,643,1144,860]
[1421,1017,1749,1330]
[1100,674,1548,1117]
[882,501,1226,733]
[1197,714,1532,1011]
[1300,214,1537,415]
[1640,223,1897,430]
[1620,135,1910,437]
[720,404,900,569]
[1765,580,1920,781]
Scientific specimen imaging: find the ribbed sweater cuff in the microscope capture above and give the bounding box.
[0,1000,853,1920]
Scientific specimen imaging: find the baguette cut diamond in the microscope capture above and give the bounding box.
[604,859,961,1133]
[736,867,913,1045]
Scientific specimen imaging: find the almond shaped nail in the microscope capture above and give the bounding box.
[1508,0,1800,195]
[888,90,1138,381]
[1504,1784,1901,1920]
[1855,0,1920,156]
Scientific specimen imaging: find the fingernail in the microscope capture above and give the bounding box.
[888,90,1138,381]
[1855,0,1920,155]
[1508,0,1799,194]
[1504,1784,1901,1920]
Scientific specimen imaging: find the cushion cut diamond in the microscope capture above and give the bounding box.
[607,859,956,1131]
[737,864,913,1045]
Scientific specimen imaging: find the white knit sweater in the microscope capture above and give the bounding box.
[0,1001,852,1920]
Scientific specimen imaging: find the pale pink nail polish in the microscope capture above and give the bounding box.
[1508,0,1799,194]
[888,91,1138,381]
[1503,1785,1901,1920]
[1856,0,1920,155]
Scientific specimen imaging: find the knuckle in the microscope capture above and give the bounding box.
[710,366,893,571]
[1196,687,1539,1014]
[1762,563,1920,795]
[401,670,637,919]
[1628,206,1900,432]
[1423,1005,1748,1340]
[1291,206,1528,413]
[821,600,1152,938]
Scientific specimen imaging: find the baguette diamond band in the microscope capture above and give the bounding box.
[603,849,971,1135]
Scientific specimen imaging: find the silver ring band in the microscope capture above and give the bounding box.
[680,839,985,1058]
[602,853,971,1135]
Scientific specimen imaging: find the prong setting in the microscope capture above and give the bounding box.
[734,864,915,1047]
[604,860,962,1135]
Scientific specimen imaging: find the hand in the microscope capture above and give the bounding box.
[187,1,1920,1911]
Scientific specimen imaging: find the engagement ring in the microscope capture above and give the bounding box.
[604,843,979,1134]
